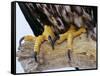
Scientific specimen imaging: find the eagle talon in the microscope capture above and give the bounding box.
[57,25,86,48]
[67,49,73,64]
[18,36,25,50]
[56,25,86,63]
[18,25,55,62]
[67,49,72,61]
[75,67,79,70]
[48,35,55,50]
[34,52,38,62]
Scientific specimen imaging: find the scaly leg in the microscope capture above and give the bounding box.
[33,25,55,62]
[57,34,67,44]
[34,35,44,62]
[56,25,86,63]
[19,25,55,62]
[56,25,76,44]
[74,27,86,37]
[43,25,56,49]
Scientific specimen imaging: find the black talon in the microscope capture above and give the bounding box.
[48,35,55,50]
[53,33,60,43]
[66,49,72,66]
[75,67,79,70]
[34,52,38,62]
[18,36,24,50]
[67,49,72,62]
[53,36,59,44]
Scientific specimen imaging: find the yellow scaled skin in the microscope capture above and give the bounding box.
[23,25,55,54]
[24,35,36,42]
[34,25,55,54]
[22,25,86,58]
[57,25,86,50]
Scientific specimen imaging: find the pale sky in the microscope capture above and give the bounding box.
[16,3,33,73]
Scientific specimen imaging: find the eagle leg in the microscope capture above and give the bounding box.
[56,25,86,62]
[33,25,55,62]
[73,26,86,37]
[19,25,55,62]
[43,25,55,50]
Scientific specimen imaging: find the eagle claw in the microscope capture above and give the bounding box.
[34,52,38,62]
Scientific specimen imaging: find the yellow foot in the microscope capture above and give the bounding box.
[42,25,56,49]
[57,25,86,62]
[24,35,35,42]
[57,25,86,48]
[19,25,55,62]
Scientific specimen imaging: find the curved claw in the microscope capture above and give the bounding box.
[48,35,55,50]
[67,49,72,62]
[75,67,79,70]
[18,36,24,50]
[53,33,60,43]
[34,52,38,62]
[66,49,72,65]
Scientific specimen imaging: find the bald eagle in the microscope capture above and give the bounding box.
[18,2,97,62]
